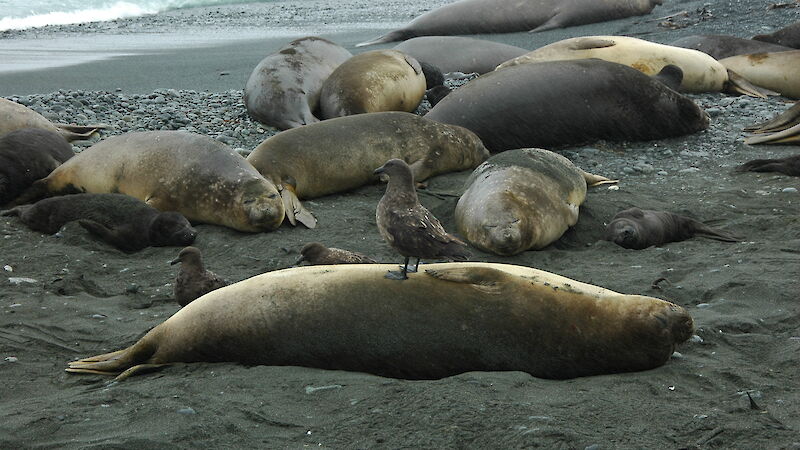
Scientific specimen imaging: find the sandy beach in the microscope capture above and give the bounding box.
[1,0,800,448]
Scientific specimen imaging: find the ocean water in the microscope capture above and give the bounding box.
[0,0,280,31]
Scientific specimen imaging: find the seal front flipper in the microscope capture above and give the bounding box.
[78,219,142,252]
[424,266,507,295]
[278,183,317,228]
[724,69,777,98]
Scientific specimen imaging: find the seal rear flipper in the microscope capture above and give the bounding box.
[692,221,742,243]
[581,171,619,187]
[355,29,412,47]
[279,184,317,229]
[744,122,800,145]
[0,205,26,217]
[424,266,507,294]
[55,124,108,142]
[67,335,159,379]
[724,69,777,98]
[744,101,800,133]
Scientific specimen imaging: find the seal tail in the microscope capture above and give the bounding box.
[744,101,800,133]
[66,333,166,381]
[278,184,317,229]
[355,29,413,47]
[55,123,107,142]
[724,69,777,99]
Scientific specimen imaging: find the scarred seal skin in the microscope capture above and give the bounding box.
[66,262,694,381]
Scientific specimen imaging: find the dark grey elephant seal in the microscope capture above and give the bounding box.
[0,98,103,141]
[605,208,740,250]
[243,37,352,130]
[246,112,489,227]
[426,59,709,152]
[456,149,614,256]
[66,262,693,381]
[670,34,793,60]
[0,128,74,206]
[753,21,800,49]
[394,36,528,75]
[319,50,426,119]
[1,193,196,252]
[357,0,662,47]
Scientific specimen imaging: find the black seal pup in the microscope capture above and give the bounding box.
[295,242,377,265]
[0,128,74,205]
[605,208,740,250]
[170,247,229,307]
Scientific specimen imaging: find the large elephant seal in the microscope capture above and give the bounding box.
[1,193,197,252]
[455,149,614,256]
[17,131,284,232]
[426,59,709,152]
[496,35,767,96]
[243,36,352,130]
[357,0,662,47]
[719,51,800,99]
[0,128,74,205]
[605,208,740,250]
[753,21,800,48]
[670,34,793,60]
[66,262,694,381]
[0,98,103,141]
[318,50,426,119]
[246,112,489,227]
[394,36,528,75]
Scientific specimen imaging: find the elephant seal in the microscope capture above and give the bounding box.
[319,50,426,119]
[375,159,470,280]
[670,34,793,60]
[605,208,740,250]
[394,36,528,75]
[357,0,662,47]
[0,128,74,206]
[426,59,709,152]
[65,262,694,381]
[246,112,489,227]
[719,51,800,99]
[0,98,103,141]
[743,101,800,145]
[736,155,800,176]
[17,131,284,232]
[753,21,800,48]
[1,193,197,252]
[171,247,229,307]
[295,242,377,265]
[496,35,768,96]
[243,36,352,130]
[455,149,614,256]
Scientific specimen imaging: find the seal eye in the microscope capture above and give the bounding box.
[243,199,255,205]
[268,193,278,199]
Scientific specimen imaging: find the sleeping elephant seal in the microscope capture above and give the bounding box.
[357,0,663,46]
[719,50,800,99]
[246,112,489,227]
[426,59,709,152]
[455,149,614,256]
[496,35,768,96]
[318,50,426,119]
[753,21,800,48]
[670,34,793,60]
[66,262,693,381]
[2,193,196,252]
[0,128,74,205]
[605,208,740,249]
[243,36,352,130]
[0,98,103,141]
[16,131,284,232]
[394,36,529,75]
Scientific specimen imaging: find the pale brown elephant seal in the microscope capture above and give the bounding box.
[246,112,489,227]
[719,51,800,99]
[243,36,352,130]
[0,98,104,141]
[753,21,800,49]
[0,128,74,206]
[318,50,426,119]
[66,262,694,381]
[171,247,229,307]
[426,59,709,152]
[1,193,196,252]
[357,0,662,46]
[605,208,740,249]
[394,36,528,75]
[455,149,614,256]
[16,131,284,232]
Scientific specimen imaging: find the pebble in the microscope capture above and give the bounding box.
[177,407,196,415]
[782,188,797,193]
[8,277,37,285]
[4,356,18,362]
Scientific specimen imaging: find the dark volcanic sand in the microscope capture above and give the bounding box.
[1,0,800,448]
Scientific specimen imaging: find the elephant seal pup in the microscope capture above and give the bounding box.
[357,0,662,46]
[318,50,426,119]
[171,247,229,307]
[0,98,103,141]
[744,101,800,145]
[736,155,800,176]
[426,59,709,152]
[0,128,74,206]
[1,193,196,252]
[753,21,800,48]
[455,149,614,256]
[605,208,740,250]
[16,131,284,232]
[496,35,768,96]
[246,112,489,227]
[670,34,793,60]
[66,262,694,381]
[394,36,528,75]
[295,242,377,265]
[243,36,352,130]
[375,159,470,280]
[719,51,800,99]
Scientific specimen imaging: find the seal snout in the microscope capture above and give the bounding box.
[484,222,524,256]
